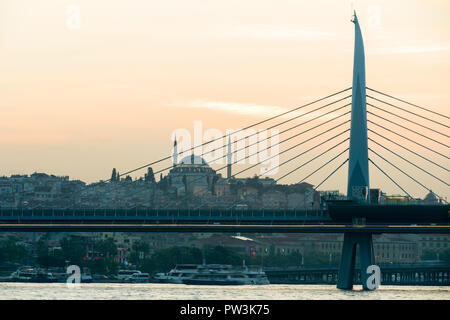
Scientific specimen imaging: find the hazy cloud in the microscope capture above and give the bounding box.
[183,100,288,117]
[177,99,348,121]
[371,45,450,55]
[213,25,332,40]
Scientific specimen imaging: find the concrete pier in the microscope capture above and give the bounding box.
[337,232,374,290]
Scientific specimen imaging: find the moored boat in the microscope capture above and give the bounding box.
[9,266,57,283]
[153,263,270,285]
[153,264,201,284]
[182,272,249,285]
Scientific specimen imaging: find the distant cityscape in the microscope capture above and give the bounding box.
[0,160,447,272]
[0,222,448,271]
[0,139,442,210]
[0,141,447,274]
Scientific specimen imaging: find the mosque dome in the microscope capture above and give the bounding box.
[424,190,439,203]
[169,153,215,175]
[179,154,208,166]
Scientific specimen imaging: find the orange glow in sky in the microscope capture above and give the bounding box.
[1,0,449,199]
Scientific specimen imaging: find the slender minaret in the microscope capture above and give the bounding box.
[172,135,178,167]
[347,11,369,200]
[227,135,232,179]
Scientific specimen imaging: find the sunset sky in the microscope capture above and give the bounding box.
[1,0,449,200]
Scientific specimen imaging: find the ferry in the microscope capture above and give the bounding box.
[153,263,270,285]
[182,272,250,285]
[242,265,270,285]
[153,264,202,284]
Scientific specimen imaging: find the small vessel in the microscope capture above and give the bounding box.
[153,264,201,284]
[128,273,150,283]
[117,269,141,282]
[9,266,57,283]
[81,272,93,283]
[153,263,270,285]
[242,265,270,285]
[182,272,250,285]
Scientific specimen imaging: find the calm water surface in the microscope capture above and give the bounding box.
[0,283,449,300]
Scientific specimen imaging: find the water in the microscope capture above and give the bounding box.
[0,283,449,300]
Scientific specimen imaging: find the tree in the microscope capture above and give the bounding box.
[36,238,63,267]
[60,237,86,266]
[245,250,304,268]
[159,175,168,192]
[203,245,243,265]
[95,238,117,258]
[303,251,336,265]
[87,257,118,275]
[0,240,27,264]
[129,240,150,264]
[146,167,155,183]
[141,246,203,274]
[111,168,117,182]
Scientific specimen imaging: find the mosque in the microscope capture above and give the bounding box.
[166,137,232,196]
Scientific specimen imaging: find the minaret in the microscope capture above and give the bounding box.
[347,11,369,201]
[172,135,178,167]
[227,136,232,179]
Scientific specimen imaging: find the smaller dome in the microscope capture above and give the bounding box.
[179,154,208,165]
[424,190,438,203]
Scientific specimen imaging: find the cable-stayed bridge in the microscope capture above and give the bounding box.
[1,12,449,290]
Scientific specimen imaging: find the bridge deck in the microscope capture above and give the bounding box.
[0,207,448,233]
[0,222,448,233]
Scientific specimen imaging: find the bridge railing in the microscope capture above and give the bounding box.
[0,207,325,218]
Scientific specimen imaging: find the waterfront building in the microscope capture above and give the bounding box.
[166,154,218,196]
[424,190,439,204]
[237,185,259,198]
[373,234,419,264]
[417,234,450,257]
[262,190,287,209]
[214,178,231,196]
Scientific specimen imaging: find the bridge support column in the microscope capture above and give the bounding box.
[337,232,374,290]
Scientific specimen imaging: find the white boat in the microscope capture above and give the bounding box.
[127,273,150,283]
[182,272,250,285]
[9,267,35,282]
[153,263,270,285]
[153,264,201,284]
[241,266,270,285]
[117,269,141,281]
[9,266,57,283]
[81,273,93,283]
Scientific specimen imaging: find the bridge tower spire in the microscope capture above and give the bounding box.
[337,11,375,291]
[347,11,369,201]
